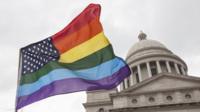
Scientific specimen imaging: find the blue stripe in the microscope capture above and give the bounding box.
[18,57,126,97]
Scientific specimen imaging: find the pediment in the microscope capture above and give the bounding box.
[122,74,200,94]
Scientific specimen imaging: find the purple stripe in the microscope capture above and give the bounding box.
[17,65,130,110]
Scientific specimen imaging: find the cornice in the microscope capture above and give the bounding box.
[109,102,200,112]
[83,101,113,107]
[126,53,188,70]
[126,47,172,59]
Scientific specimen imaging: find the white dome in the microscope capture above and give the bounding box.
[127,39,167,57]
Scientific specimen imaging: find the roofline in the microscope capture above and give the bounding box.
[110,73,200,97]
[109,102,200,112]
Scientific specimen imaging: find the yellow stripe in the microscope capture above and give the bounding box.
[59,32,110,63]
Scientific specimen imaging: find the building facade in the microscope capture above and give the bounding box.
[83,32,200,112]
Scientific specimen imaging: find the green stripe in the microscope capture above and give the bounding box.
[20,45,115,85]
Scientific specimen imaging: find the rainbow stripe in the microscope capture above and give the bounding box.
[16,4,130,110]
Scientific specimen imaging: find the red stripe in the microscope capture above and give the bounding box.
[52,4,101,44]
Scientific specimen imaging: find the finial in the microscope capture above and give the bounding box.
[138,31,147,41]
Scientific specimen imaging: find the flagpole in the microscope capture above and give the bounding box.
[15,49,22,112]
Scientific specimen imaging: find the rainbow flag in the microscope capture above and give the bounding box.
[16,4,131,110]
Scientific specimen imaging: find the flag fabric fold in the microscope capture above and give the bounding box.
[16,3,131,110]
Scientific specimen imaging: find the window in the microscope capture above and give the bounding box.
[127,78,130,87]
[150,61,157,76]
[149,97,155,102]
[135,73,139,83]
[151,68,157,76]
[169,62,176,73]
[185,93,192,99]
[160,61,168,73]
[132,99,137,104]
[178,65,183,75]
[132,67,139,83]
[166,96,173,101]
[122,81,125,90]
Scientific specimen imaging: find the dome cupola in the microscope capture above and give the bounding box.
[120,32,188,90]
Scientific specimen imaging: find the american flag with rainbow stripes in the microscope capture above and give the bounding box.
[16,4,131,110]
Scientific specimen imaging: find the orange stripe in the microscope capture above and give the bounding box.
[52,18,102,54]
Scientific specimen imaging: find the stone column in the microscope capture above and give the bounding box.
[130,74,134,86]
[174,63,180,74]
[146,62,152,77]
[120,82,124,91]
[181,67,186,75]
[156,61,162,73]
[124,79,128,89]
[166,61,171,73]
[137,65,142,82]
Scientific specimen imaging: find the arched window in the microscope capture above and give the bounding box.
[185,93,192,99]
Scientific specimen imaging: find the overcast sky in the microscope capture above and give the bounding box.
[0,0,200,112]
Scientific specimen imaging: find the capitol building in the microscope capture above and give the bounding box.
[83,32,200,112]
